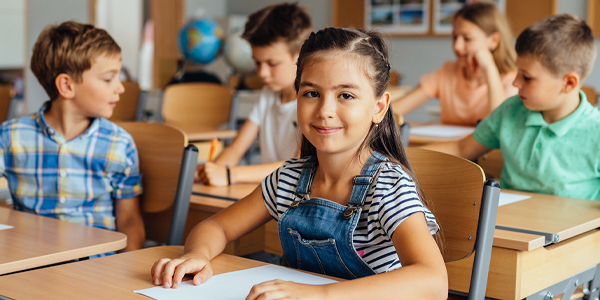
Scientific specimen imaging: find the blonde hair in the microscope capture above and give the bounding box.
[30,21,121,100]
[454,2,516,75]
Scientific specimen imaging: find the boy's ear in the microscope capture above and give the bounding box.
[561,71,580,94]
[372,91,390,124]
[55,73,76,99]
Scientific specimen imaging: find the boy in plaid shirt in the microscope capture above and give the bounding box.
[0,21,145,252]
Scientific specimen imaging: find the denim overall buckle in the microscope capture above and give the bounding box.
[352,175,373,185]
[344,206,358,219]
[290,194,306,208]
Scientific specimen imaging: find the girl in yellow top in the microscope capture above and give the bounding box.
[392,2,517,126]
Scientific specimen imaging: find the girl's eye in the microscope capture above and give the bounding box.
[268,62,279,67]
[523,75,532,82]
[303,91,319,98]
[339,93,354,100]
[104,78,113,83]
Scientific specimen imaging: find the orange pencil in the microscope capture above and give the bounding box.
[208,138,218,162]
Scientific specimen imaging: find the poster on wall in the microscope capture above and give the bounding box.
[433,0,506,34]
[365,0,430,35]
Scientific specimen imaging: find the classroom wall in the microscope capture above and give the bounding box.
[25,0,89,114]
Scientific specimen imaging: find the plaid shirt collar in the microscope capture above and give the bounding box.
[35,101,101,143]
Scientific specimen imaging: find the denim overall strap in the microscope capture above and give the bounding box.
[343,152,388,219]
[277,151,388,279]
[290,157,317,208]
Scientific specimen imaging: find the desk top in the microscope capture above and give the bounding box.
[497,190,600,247]
[0,207,127,275]
[0,246,284,299]
[192,183,257,201]
[407,122,475,146]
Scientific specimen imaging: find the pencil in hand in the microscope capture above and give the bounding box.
[208,138,218,162]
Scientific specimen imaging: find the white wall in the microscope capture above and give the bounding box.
[95,0,143,80]
[25,0,89,113]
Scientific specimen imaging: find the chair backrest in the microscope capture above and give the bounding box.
[406,148,500,299]
[161,83,234,133]
[118,122,198,245]
[110,81,141,122]
[389,70,402,86]
[477,149,503,181]
[582,85,598,106]
[0,85,12,123]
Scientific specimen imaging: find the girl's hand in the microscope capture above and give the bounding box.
[195,163,228,186]
[469,49,497,75]
[245,280,327,300]
[151,254,214,289]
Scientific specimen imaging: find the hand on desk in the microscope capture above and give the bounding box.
[151,253,214,289]
[195,163,228,186]
[246,279,327,300]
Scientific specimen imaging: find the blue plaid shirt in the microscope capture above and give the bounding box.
[0,102,143,230]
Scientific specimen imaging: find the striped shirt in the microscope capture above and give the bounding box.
[0,103,143,230]
[262,158,439,273]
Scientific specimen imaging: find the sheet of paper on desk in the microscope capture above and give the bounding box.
[0,224,13,230]
[499,192,531,206]
[134,265,337,300]
[410,125,475,138]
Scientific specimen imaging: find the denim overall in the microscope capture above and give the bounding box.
[278,151,387,280]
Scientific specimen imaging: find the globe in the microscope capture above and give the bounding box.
[224,30,255,72]
[178,19,223,64]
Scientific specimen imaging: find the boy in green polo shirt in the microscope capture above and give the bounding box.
[425,14,600,200]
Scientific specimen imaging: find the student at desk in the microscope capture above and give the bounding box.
[152,28,447,299]
[392,2,517,126]
[0,22,145,252]
[196,3,312,186]
[425,14,600,200]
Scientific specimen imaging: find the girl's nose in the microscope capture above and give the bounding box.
[453,38,463,52]
[117,80,125,94]
[317,96,335,119]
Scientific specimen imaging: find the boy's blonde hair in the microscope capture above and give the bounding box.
[242,2,313,55]
[454,2,516,75]
[30,21,121,100]
[516,14,596,81]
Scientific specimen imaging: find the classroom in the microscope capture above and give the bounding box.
[1,0,600,299]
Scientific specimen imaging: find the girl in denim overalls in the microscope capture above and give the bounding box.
[152,28,448,299]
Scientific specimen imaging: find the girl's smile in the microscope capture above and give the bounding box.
[312,125,343,134]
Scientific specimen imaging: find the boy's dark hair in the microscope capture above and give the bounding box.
[242,2,313,55]
[294,27,442,248]
[30,21,121,100]
[516,14,596,81]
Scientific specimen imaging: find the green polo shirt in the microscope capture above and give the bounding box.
[473,91,600,200]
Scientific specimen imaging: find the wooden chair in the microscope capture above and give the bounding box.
[477,149,503,181]
[0,85,12,123]
[389,70,402,87]
[395,113,410,147]
[406,148,500,299]
[161,83,237,141]
[582,85,598,106]
[109,81,142,122]
[118,122,198,245]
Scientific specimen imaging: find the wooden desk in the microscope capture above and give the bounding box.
[407,122,475,146]
[448,191,600,299]
[0,246,265,299]
[0,207,127,275]
[192,182,257,201]
[186,183,277,256]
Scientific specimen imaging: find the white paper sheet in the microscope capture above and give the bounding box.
[499,192,531,206]
[0,224,13,230]
[134,265,337,300]
[410,125,475,138]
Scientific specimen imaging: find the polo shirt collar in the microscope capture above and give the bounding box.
[525,90,592,137]
[36,101,101,139]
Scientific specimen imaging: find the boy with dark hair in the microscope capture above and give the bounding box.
[0,21,145,251]
[196,3,313,186]
[426,14,600,200]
